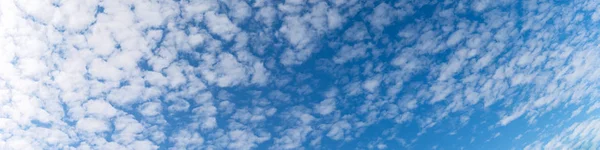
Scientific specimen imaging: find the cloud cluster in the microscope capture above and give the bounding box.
[2,0,600,149]
[525,118,600,149]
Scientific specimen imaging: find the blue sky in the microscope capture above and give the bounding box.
[2,0,600,149]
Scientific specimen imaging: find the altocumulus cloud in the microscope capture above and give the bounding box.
[2,0,600,149]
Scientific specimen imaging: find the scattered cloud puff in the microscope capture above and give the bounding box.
[2,0,600,149]
[525,118,600,149]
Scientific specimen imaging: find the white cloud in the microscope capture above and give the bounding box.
[106,83,145,106]
[472,0,491,12]
[344,22,370,42]
[333,43,371,64]
[144,71,169,87]
[256,6,277,26]
[84,99,118,118]
[368,3,394,30]
[525,118,600,149]
[429,82,453,104]
[192,104,218,129]
[498,104,529,126]
[128,140,159,150]
[169,130,204,150]
[0,0,177,149]
[279,16,315,65]
[571,106,584,118]
[112,115,147,144]
[139,101,162,117]
[315,98,336,115]
[200,53,247,87]
[250,62,269,85]
[88,58,123,81]
[164,64,188,88]
[437,52,466,81]
[167,99,190,113]
[227,130,270,150]
[29,127,71,147]
[327,8,343,29]
[52,0,100,31]
[16,57,48,79]
[225,0,252,22]
[273,126,312,149]
[395,112,413,124]
[303,2,329,32]
[587,102,600,114]
[76,118,110,133]
[326,120,351,140]
[204,11,240,41]
[446,29,465,46]
[363,76,381,93]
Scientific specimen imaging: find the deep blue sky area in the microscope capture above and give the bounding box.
[2,0,600,149]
